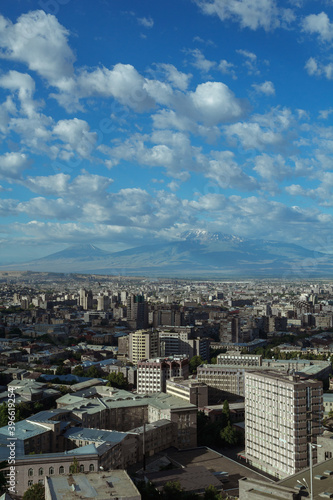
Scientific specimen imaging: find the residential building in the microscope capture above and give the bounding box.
[244,371,323,479]
[128,329,159,364]
[137,356,189,394]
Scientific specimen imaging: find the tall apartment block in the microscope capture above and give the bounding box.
[219,317,241,343]
[79,288,93,310]
[244,371,323,479]
[127,294,148,330]
[137,356,189,394]
[128,329,159,364]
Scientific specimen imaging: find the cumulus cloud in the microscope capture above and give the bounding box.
[0,10,75,86]
[302,12,333,42]
[0,152,30,180]
[187,48,216,72]
[153,64,192,91]
[194,0,292,31]
[0,70,39,117]
[218,59,237,79]
[253,153,292,180]
[305,57,333,79]
[252,80,275,95]
[53,118,98,159]
[207,151,259,190]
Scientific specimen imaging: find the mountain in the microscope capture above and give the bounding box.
[2,233,333,277]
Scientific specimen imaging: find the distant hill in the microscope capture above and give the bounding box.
[2,231,333,277]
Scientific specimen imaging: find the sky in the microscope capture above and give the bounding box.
[1,0,333,263]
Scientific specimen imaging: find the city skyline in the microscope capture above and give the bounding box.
[1,0,333,264]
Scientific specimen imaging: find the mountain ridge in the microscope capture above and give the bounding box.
[1,232,332,277]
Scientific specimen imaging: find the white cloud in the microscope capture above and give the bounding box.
[302,12,333,42]
[305,57,333,79]
[236,49,260,74]
[252,80,275,95]
[0,70,39,117]
[190,82,246,125]
[319,108,333,120]
[138,16,154,28]
[154,64,192,91]
[0,152,30,180]
[218,59,237,79]
[225,121,284,150]
[195,0,289,31]
[0,10,75,86]
[53,118,98,159]
[253,153,292,180]
[188,48,216,72]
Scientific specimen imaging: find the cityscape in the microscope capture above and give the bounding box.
[0,271,332,498]
[1,0,333,498]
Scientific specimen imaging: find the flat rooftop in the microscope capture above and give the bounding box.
[46,471,140,499]
[279,457,333,499]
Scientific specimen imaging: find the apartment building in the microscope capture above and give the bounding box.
[244,371,323,479]
[128,329,159,364]
[137,356,189,394]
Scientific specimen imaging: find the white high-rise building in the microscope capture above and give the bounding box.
[244,371,323,479]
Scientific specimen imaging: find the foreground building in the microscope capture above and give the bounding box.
[244,371,323,479]
[45,471,140,500]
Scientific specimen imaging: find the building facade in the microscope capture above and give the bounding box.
[244,371,323,479]
[128,329,159,364]
[137,356,189,394]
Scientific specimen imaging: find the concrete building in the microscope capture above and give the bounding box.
[317,430,333,462]
[238,478,299,500]
[45,471,140,500]
[137,356,189,394]
[197,358,331,404]
[216,352,262,367]
[159,329,210,360]
[244,371,323,479]
[56,387,197,449]
[197,364,247,402]
[323,393,333,415]
[129,329,159,364]
[166,377,208,407]
[127,294,148,329]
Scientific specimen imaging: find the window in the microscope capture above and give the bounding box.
[38,468,43,476]
[49,467,54,475]
[38,479,44,485]
[28,480,33,487]
[59,466,64,474]
[80,465,84,472]
[89,464,95,472]
[28,468,33,477]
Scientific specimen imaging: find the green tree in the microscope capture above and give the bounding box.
[72,365,85,377]
[222,400,230,422]
[189,355,206,374]
[86,366,101,378]
[220,422,240,446]
[106,372,128,389]
[162,481,183,500]
[69,456,80,474]
[23,482,45,500]
[203,485,223,500]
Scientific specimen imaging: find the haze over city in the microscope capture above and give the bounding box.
[1,0,333,266]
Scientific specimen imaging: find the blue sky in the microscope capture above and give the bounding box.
[1,0,333,263]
